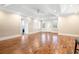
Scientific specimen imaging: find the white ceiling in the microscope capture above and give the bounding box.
[0,4,79,18]
[0,4,79,29]
[0,4,60,18]
[60,4,79,16]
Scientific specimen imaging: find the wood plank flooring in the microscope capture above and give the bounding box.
[0,32,76,54]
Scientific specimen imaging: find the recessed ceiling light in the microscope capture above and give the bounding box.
[70,5,73,7]
[34,19,38,23]
[54,10,57,12]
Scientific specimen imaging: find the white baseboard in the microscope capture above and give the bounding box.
[59,33,79,37]
[0,35,21,41]
[28,31,58,34]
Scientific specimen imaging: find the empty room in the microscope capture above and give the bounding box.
[0,4,79,54]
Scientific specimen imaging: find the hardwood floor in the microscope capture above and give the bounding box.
[0,32,76,54]
[58,35,75,54]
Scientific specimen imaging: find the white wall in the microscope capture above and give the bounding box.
[58,15,79,37]
[0,11,21,39]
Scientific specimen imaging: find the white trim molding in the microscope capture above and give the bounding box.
[28,31,58,35]
[59,33,79,37]
[0,35,21,41]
